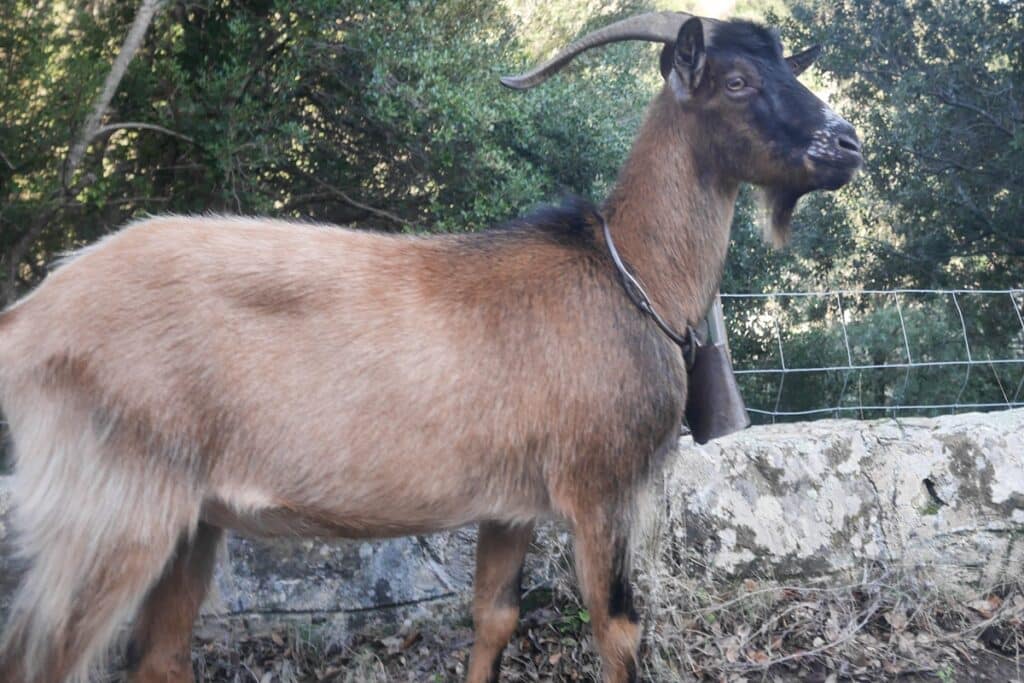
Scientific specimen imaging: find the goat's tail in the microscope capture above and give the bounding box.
[0,389,199,683]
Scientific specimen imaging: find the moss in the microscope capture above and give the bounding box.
[942,434,1024,515]
[825,442,853,468]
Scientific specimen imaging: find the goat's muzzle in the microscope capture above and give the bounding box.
[806,116,863,189]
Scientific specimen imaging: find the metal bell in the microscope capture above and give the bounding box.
[684,295,750,444]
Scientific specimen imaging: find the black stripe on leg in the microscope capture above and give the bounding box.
[496,565,524,609]
[625,655,639,682]
[608,537,639,623]
[487,645,506,683]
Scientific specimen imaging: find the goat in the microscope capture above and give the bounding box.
[0,12,861,683]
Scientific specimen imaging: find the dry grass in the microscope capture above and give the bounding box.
[639,562,1022,681]
[184,544,1023,682]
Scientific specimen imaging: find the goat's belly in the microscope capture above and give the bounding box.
[199,498,464,539]
[201,473,546,540]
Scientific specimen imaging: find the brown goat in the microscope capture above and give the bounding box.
[0,13,861,683]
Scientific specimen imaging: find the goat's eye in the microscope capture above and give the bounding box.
[726,76,746,91]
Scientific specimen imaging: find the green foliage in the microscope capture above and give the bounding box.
[0,2,124,282]
[1,0,657,299]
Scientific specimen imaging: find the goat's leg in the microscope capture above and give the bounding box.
[465,520,534,683]
[126,522,222,683]
[572,517,641,683]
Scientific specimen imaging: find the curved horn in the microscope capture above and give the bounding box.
[500,11,699,90]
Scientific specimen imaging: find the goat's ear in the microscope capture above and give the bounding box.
[659,43,674,79]
[669,17,706,101]
[785,45,822,76]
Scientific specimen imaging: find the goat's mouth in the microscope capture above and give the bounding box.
[805,141,863,188]
[804,152,862,192]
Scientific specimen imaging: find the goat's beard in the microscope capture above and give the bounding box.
[758,187,802,248]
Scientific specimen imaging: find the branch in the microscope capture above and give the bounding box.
[0,149,13,171]
[62,0,167,188]
[326,187,413,228]
[2,216,51,305]
[93,122,194,144]
[296,169,413,228]
[4,0,166,306]
[927,89,1015,138]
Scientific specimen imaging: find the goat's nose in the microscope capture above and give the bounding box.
[834,122,862,157]
[837,134,860,154]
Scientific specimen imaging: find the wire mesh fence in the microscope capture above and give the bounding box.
[721,289,1024,424]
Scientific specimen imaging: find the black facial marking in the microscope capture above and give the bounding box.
[710,20,782,62]
[756,78,817,147]
[685,17,861,221]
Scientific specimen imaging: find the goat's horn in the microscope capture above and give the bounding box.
[500,11,701,90]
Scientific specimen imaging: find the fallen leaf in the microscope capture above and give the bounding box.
[885,609,908,632]
[402,629,421,650]
[721,636,741,663]
[967,599,995,618]
[380,635,404,654]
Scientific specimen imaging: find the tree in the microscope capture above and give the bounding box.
[0,1,179,304]
[0,0,656,303]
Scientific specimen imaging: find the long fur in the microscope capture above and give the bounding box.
[0,381,200,683]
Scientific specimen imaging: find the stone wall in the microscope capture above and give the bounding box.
[0,410,1021,623]
[665,409,1023,587]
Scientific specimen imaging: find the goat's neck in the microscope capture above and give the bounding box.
[603,90,738,328]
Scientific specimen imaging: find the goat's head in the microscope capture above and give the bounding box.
[502,12,863,245]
